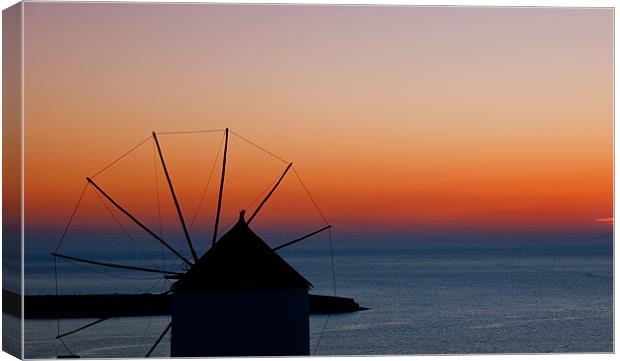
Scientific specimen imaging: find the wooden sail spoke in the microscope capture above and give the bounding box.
[145,321,172,357]
[86,177,193,267]
[152,132,198,263]
[212,128,229,246]
[272,225,332,251]
[57,316,111,339]
[247,162,293,225]
[51,253,183,275]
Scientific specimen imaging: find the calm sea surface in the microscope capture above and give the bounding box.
[21,242,613,358]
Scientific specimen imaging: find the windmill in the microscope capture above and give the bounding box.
[51,128,336,357]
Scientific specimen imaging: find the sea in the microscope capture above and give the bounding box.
[15,240,614,358]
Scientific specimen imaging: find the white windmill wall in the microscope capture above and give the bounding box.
[171,289,309,357]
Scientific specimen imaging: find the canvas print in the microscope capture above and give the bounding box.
[2,2,613,359]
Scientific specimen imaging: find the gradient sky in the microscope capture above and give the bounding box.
[23,3,613,243]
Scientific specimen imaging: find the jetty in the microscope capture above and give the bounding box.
[6,291,366,319]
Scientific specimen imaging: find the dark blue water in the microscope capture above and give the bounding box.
[22,241,613,357]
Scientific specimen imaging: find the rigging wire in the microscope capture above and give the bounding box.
[211,172,283,247]
[328,228,337,296]
[54,182,89,252]
[211,171,296,250]
[141,277,165,294]
[247,176,281,214]
[58,337,74,356]
[162,130,225,271]
[134,278,167,357]
[313,314,331,355]
[54,257,74,356]
[145,321,172,357]
[92,189,160,270]
[151,129,292,250]
[189,131,226,231]
[55,264,164,354]
[291,166,329,225]
[156,129,225,135]
[90,136,151,178]
[312,230,337,355]
[54,181,89,355]
[230,130,289,164]
[135,314,155,357]
[60,258,163,280]
[287,167,336,354]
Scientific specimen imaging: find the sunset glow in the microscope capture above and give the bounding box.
[23,4,613,240]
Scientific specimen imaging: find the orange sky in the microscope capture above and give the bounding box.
[23,4,613,238]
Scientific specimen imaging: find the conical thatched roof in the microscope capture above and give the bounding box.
[173,211,312,292]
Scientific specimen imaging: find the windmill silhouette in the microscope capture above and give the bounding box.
[52,128,335,357]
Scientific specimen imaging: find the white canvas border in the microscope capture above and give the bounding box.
[0,1,616,360]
